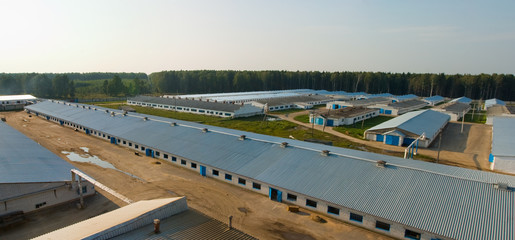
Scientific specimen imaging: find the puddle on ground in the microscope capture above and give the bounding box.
[62,149,144,181]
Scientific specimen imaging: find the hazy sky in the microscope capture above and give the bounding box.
[1,0,514,74]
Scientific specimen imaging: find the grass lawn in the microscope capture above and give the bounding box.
[333,116,394,139]
[464,111,486,124]
[294,114,310,123]
[268,108,307,115]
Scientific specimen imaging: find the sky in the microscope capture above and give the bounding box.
[1,0,515,75]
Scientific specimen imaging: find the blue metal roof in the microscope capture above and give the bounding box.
[26,101,515,240]
[0,121,76,183]
[424,95,444,102]
[492,117,515,157]
[366,110,450,141]
[486,98,506,108]
[451,96,472,104]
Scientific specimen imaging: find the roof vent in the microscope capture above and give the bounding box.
[321,150,330,156]
[110,112,115,117]
[376,160,387,168]
[170,122,177,126]
[493,183,509,191]
[105,109,109,113]
[76,105,79,108]
[93,108,97,111]
[88,106,91,109]
[280,142,288,148]
[239,135,246,141]
[202,128,208,133]
[143,117,148,121]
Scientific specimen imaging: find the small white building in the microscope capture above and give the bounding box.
[0,94,37,111]
[251,95,333,112]
[310,107,379,126]
[327,97,392,110]
[0,121,94,215]
[489,117,515,174]
[369,99,428,116]
[128,96,263,118]
[364,110,450,148]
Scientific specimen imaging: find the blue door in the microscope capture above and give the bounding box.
[59,120,64,125]
[379,109,384,114]
[269,188,282,202]
[385,135,399,146]
[403,138,415,146]
[332,104,338,109]
[110,137,116,144]
[46,116,50,120]
[385,110,392,115]
[316,118,324,125]
[200,165,206,176]
[376,134,384,142]
[146,149,154,157]
[327,119,334,126]
[85,129,90,135]
[489,153,494,163]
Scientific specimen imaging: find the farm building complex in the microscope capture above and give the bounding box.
[364,110,450,148]
[35,197,255,240]
[127,95,263,118]
[0,94,37,111]
[25,100,515,240]
[0,121,94,215]
[167,89,329,104]
[489,117,515,174]
[309,107,379,126]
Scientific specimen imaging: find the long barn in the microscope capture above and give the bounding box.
[25,100,515,240]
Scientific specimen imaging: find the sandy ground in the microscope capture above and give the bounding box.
[1,111,393,240]
[278,111,495,172]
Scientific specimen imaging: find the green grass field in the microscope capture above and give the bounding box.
[464,111,487,124]
[294,114,310,123]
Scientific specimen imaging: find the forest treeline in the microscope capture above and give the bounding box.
[1,71,514,101]
[150,71,515,101]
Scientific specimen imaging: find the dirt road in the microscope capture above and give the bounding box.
[277,110,494,171]
[3,111,392,240]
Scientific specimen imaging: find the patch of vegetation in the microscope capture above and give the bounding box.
[464,111,486,124]
[333,116,394,139]
[294,114,310,123]
[268,108,306,115]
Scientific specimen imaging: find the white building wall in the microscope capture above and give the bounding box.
[0,181,94,214]
[492,156,515,174]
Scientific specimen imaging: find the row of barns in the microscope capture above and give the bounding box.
[24,100,515,240]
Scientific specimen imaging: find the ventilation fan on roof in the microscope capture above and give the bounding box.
[202,128,208,133]
[321,150,330,156]
[376,160,387,168]
[280,142,288,148]
[239,135,246,141]
[143,117,148,121]
[493,183,509,191]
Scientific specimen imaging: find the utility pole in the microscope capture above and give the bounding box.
[461,110,465,133]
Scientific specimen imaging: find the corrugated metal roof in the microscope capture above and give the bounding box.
[424,95,444,102]
[442,102,471,113]
[254,95,333,106]
[386,99,428,109]
[492,117,515,157]
[366,110,450,140]
[26,101,515,240]
[342,97,392,106]
[0,94,37,101]
[0,121,75,183]
[129,96,252,112]
[451,96,472,104]
[485,98,506,108]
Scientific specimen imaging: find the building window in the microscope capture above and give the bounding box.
[375,221,390,231]
[238,178,246,185]
[156,151,160,157]
[163,154,168,159]
[107,136,111,139]
[141,146,146,151]
[327,206,340,215]
[212,169,219,176]
[225,174,232,181]
[404,230,421,240]
[287,193,297,201]
[135,144,139,149]
[191,162,197,169]
[128,142,132,147]
[252,182,261,190]
[350,213,363,222]
[171,156,177,162]
[181,160,186,165]
[306,199,317,208]
[123,140,126,144]
[35,202,47,209]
